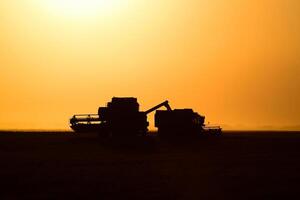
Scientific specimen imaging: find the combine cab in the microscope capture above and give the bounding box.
[98,97,148,137]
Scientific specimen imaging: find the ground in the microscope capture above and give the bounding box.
[0,131,299,199]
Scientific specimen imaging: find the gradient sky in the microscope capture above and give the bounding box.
[0,0,299,130]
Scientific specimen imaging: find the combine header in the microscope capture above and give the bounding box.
[70,97,221,138]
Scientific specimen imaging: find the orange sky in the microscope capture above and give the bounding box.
[0,0,299,130]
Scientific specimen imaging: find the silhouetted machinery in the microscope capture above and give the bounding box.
[155,109,205,138]
[71,97,148,137]
[70,97,222,137]
[98,97,148,137]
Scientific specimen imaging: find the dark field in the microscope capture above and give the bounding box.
[0,131,300,199]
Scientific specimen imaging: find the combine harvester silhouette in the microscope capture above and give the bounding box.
[70,97,222,139]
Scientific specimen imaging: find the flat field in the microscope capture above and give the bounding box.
[0,131,299,199]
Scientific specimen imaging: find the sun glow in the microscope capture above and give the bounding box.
[44,0,125,18]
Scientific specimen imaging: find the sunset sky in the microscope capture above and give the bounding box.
[0,0,299,130]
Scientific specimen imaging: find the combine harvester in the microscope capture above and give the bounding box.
[69,97,221,138]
